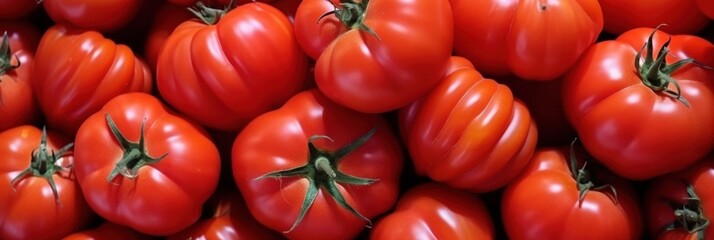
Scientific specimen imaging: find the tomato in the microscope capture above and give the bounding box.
[31,24,152,136]
[398,56,538,193]
[645,156,714,239]
[63,222,155,240]
[157,2,308,131]
[599,0,709,35]
[297,0,453,113]
[42,0,142,32]
[562,27,714,180]
[0,21,41,132]
[0,126,94,240]
[450,0,603,80]
[144,1,194,71]
[73,92,221,236]
[696,0,714,19]
[502,146,643,239]
[232,89,403,240]
[370,182,495,239]
[0,0,38,20]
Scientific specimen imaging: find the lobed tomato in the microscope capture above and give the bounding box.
[598,0,710,35]
[0,21,41,132]
[42,0,142,32]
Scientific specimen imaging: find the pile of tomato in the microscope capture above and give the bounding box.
[1,0,714,239]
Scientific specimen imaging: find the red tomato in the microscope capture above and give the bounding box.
[73,92,221,236]
[157,2,308,131]
[144,1,194,71]
[0,21,41,132]
[63,222,155,240]
[298,0,453,113]
[399,56,538,193]
[450,0,603,80]
[42,0,142,32]
[562,27,714,180]
[370,182,495,239]
[232,89,403,240]
[599,0,709,35]
[502,146,643,239]
[0,0,38,19]
[645,157,714,239]
[696,0,714,19]
[0,126,94,240]
[32,25,152,136]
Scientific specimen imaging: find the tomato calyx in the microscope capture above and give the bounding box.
[0,31,20,77]
[318,0,381,41]
[188,0,237,25]
[9,127,74,206]
[664,184,710,240]
[569,139,618,207]
[255,127,379,233]
[105,113,168,183]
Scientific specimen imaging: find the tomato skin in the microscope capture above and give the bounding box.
[232,89,403,240]
[370,182,495,240]
[502,148,643,240]
[599,0,709,35]
[399,56,538,193]
[0,126,94,240]
[32,25,152,136]
[0,21,41,132]
[696,0,714,19]
[0,0,37,20]
[62,222,155,240]
[144,1,194,71]
[73,92,221,236]
[311,0,453,113]
[42,0,142,32]
[451,0,603,80]
[562,28,714,180]
[157,2,308,131]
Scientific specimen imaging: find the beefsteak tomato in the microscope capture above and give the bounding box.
[599,0,709,35]
[143,1,194,71]
[0,21,41,132]
[42,0,142,32]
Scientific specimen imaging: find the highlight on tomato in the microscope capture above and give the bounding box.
[0,21,41,132]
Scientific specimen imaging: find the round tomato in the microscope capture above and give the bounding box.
[143,1,194,71]
[0,126,94,240]
[73,92,221,236]
[42,0,142,32]
[502,146,643,239]
[32,24,152,136]
[599,0,709,35]
[62,222,153,240]
[157,2,308,131]
[0,0,38,20]
[562,27,714,180]
[399,56,538,193]
[0,21,41,132]
[370,182,495,239]
[232,89,403,240]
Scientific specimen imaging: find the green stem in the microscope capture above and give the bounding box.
[0,31,20,77]
[105,113,168,183]
[318,0,381,41]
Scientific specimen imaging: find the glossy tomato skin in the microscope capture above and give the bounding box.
[0,126,94,240]
[645,157,714,239]
[370,182,495,240]
[232,89,403,240]
[0,21,41,132]
[62,222,155,240]
[157,2,308,131]
[73,92,221,236]
[696,0,714,19]
[311,0,453,113]
[502,148,643,240]
[0,0,38,19]
[599,0,709,35]
[399,56,538,193]
[42,0,142,32]
[143,1,194,71]
[451,0,603,80]
[32,24,152,136]
[563,28,714,180]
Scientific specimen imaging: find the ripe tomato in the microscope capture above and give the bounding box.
[0,21,41,132]
[31,24,152,136]
[696,0,714,19]
[144,1,194,71]
[562,27,714,180]
[502,146,643,239]
[73,92,221,236]
[157,2,308,131]
[645,157,714,239]
[450,0,603,80]
[599,0,709,35]
[370,182,495,239]
[298,0,453,113]
[62,222,154,240]
[0,126,94,240]
[0,0,38,20]
[232,89,403,240]
[42,0,142,32]
[399,56,538,193]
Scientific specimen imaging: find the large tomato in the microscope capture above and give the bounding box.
[562,27,714,180]
[0,21,41,132]
[295,0,453,113]
[232,89,403,240]
[31,24,152,136]
[370,182,495,239]
[143,1,194,71]
[399,56,538,193]
[157,2,308,131]
[645,156,714,239]
[0,126,94,240]
[73,92,221,236]
[42,0,142,32]
[599,0,709,35]
[450,0,603,80]
[502,146,643,239]
[0,0,38,20]
[62,222,154,240]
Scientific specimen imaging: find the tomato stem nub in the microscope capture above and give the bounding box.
[188,0,237,25]
[664,184,710,240]
[569,138,618,207]
[0,31,20,77]
[105,113,168,184]
[318,0,381,41]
